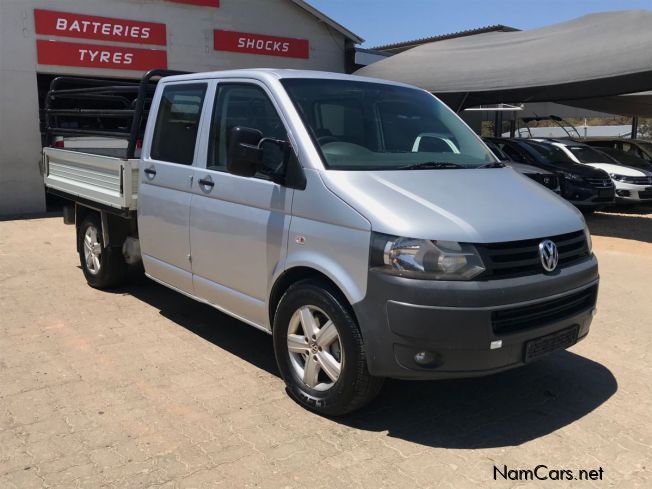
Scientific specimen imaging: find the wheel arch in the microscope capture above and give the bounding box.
[268,266,356,330]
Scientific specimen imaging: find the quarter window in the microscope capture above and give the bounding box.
[150,84,207,165]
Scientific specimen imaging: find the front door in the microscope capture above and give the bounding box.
[138,82,209,293]
[189,82,293,329]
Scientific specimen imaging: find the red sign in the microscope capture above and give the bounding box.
[214,30,309,59]
[34,10,167,46]
[168,0,219,6]
[36,40,168,71]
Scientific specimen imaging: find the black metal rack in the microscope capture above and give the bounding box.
[44,69,189,158]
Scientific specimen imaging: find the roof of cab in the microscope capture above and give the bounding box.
[160,68,419,89]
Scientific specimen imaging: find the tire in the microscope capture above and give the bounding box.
[273,279,384,416]
[78,214,127,289]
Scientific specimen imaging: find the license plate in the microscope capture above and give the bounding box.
[524,326,579,362]
[598,190,612,198]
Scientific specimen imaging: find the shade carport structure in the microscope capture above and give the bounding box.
[355,11,652,113]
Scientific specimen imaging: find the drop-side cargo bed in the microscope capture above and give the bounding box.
[43,147,139,211]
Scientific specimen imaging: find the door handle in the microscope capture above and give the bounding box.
[198,177,214,189]
[144,167,157,177]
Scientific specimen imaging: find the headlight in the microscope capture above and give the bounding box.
[370,232,485,280]
[561,171,583,182]
[609,173,626,181]
[583,225,593,254]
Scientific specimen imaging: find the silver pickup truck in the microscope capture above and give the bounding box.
[43,69,599,415]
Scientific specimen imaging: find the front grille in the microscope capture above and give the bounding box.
[638,190,652,199]
[476,230,590,279]
[528,173,560,190]
[584,177,614,188]
[622,176,652,185]
[492,285,597,335]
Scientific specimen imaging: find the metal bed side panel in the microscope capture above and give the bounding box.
[43,147,138,210]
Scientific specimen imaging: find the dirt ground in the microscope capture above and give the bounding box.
[1,206,651,489]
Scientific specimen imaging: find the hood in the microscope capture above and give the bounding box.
[534,160,609,177]
[321,168,584,243]
[585,162,652,177]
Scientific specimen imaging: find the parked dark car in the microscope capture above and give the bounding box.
[586,138,652,163]
[483,138,560,193]
[485,138,615,210]
[588,146,652,172]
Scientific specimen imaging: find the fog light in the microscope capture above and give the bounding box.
[616,189,631,197]
[490,340,503,350]
[414,351,435,365]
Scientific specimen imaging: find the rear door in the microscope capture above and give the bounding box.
[189,81,294,329]
[138,81,210,293]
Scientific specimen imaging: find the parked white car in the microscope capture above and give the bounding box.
[534,139,652,203]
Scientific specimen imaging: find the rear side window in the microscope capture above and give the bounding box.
[151,83,207,165]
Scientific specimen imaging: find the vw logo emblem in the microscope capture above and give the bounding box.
[539,239,559,272]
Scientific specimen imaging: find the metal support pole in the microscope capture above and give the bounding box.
[493,111,503,138]
[631,116,639,139]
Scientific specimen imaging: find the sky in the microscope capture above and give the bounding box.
[307,0,652,47]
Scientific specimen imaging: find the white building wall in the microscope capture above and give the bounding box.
[0,0,350,215]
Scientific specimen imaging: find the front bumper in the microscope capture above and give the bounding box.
[614,182,652,202]
[352,256,599,379]
[561,181,614,207]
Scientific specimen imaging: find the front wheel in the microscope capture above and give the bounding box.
[273,280,384,416]
[78,214,127,289]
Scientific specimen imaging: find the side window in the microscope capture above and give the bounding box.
[208,84,287,178]
[500,144,527,163]
[150,83,207,165]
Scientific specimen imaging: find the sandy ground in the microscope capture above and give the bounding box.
[0,207,651,489]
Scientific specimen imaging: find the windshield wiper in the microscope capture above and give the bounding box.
[398,162,467,170]
[478,162,506,168]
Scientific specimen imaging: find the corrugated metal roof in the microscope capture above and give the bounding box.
[371,25,519,54]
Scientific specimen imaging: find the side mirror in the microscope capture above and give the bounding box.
[227,126,264,177]
[227,126,305,189]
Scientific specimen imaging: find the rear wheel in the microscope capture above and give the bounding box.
[273,279,384,416]
[78,214,127,289]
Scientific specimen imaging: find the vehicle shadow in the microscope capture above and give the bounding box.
[121,278,617,449]
[340,352,616,448]
[586,205,652,243]
[123,278,279,376]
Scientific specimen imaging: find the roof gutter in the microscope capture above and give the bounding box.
[289,0,364,44]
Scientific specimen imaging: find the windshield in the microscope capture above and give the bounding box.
[521,141,574,163]
[280,79,496,170]
[637,141,652,156]
[566,145,615,164]
[601,148,651,169]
